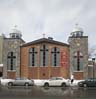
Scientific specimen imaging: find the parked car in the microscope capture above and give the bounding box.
[7,78,34,86]
[1,78,14,86]
[78,78,96,87]
[42,77,69,87]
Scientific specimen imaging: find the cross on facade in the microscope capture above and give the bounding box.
[40,45,48,66]
[51,47,60,66]
[29,48,37,66]
[29,48,37,54]
[8,52,16,70]
[74,50,83,71]
[51,47,60,54]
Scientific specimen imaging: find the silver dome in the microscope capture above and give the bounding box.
[72,26,83,33]
[9,26,22,38]
[71,24,84,37]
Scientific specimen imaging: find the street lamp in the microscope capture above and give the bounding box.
[92,58,95,79]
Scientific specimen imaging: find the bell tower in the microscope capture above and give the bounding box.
[68,24,88,80]
[2,26,25,79]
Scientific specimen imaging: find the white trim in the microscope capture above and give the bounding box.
[88,65,93,67]
[29,66,48,67]
[51,65,60,67]
[0,64,3,67]
[7,70,16,72]
[74,71,84,72]
[39,66,48,67]
[29,66,38,67]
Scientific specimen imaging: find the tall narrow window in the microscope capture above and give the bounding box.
[40,45,48,66]
[73,51,83,71]
[7,52,16,70]
[29,47,37,66]
[51,47,60,66]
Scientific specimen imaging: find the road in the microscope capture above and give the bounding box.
[0,86,96,99]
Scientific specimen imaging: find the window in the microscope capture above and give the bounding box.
[56,77,63,80]
[16,35,19,38]
[73,51,83,71]
[7,52,16,70]
[51,47,60,66]
[29,47,37,66]
[51,77,56,80]
[12,34,15,38]
[40,45,48,66]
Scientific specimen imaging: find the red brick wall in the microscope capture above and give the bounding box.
[20,43,70,79]
[39,67,49,79]
[51,67,60,77]
[0,67,3,72]
[7,71,16,79]
[28,67,38,79]
[74,72,83,80]
[20,47,29,78]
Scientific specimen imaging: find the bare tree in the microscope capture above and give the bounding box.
[88,48,96,58]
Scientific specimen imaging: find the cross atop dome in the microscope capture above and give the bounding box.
[75,23,78,26]
[43,33,46,38]
[14,25,18,28]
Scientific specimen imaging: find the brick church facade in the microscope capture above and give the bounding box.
[20,38,70,79]
[0,25,89,80]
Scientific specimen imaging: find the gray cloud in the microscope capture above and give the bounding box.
[0,0,96,47]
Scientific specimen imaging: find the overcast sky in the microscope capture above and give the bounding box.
[0,0,96,48]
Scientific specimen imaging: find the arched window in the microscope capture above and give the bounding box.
[7,52,16,70]
[29,47,37,66]
[51,47,60,66]
[73,51,83,71]
[40,45,48,66]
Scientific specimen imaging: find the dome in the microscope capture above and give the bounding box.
[71,24,84,37]
[10,28,22,34]
[9,26,22,38]
[72,26,83,33]
[72,24,84,33]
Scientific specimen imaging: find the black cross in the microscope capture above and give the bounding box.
[40,45,48,66]
[74,51,83,71]
[29,48,37,66]
[8,52,16,70]
[51,47,60,66]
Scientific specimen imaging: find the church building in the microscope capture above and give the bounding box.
[0,25,89,80]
